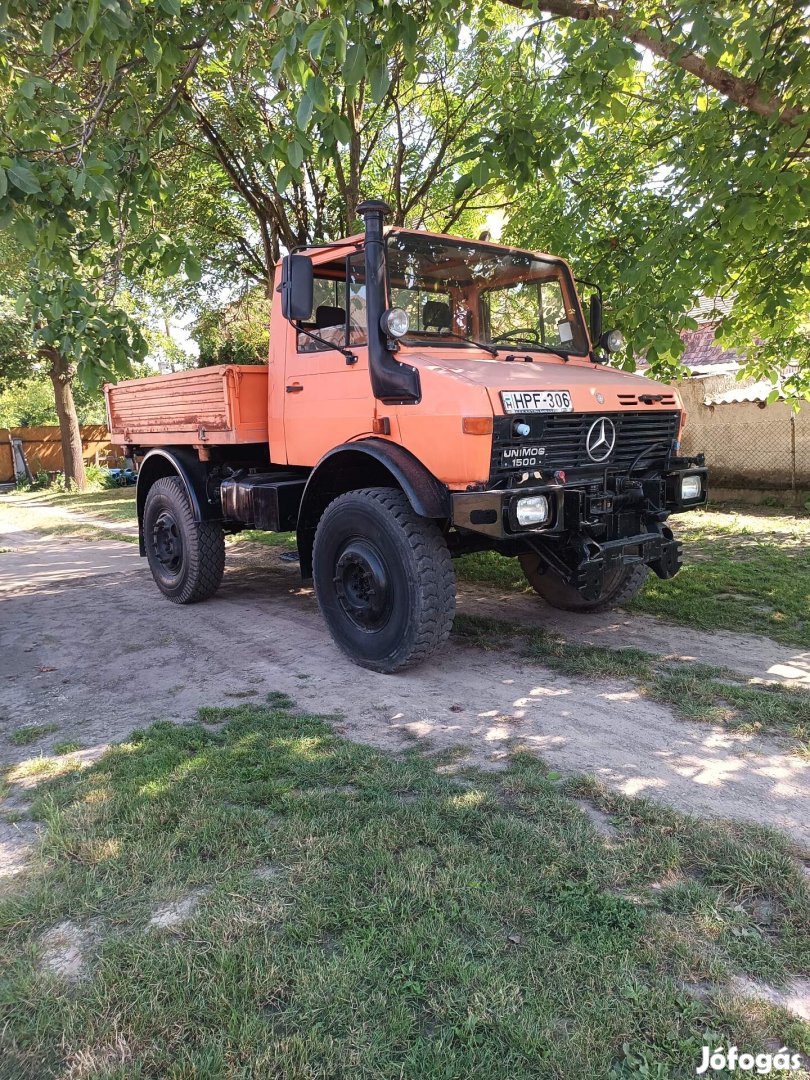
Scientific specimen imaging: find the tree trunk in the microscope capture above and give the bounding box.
[44,347,88,491]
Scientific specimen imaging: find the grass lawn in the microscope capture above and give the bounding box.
[1,699,808,1079]
[5,485,138,522]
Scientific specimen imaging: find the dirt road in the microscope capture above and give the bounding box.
[2,517,809,867]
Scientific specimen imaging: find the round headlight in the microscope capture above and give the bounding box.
[380,307,410,339]
[603,329,626,354]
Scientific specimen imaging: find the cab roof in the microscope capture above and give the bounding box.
[299,226,563,268]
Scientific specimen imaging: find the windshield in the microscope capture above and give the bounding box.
[385,231,589,356]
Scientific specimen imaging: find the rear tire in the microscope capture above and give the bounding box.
[312,487,456,673]
[143,476,225,604]
[519,553,648,612]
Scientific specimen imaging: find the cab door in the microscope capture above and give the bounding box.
[283,252,373,466]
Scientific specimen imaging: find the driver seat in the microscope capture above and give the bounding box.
[422,300,452,332]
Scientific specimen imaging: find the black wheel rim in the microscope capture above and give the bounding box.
[152,510,183,574]
[333,540,391,632]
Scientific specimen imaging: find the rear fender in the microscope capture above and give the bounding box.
[296,439,450,579]
[136,448,215,555]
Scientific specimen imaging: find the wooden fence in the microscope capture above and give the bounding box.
[0,425,116,483]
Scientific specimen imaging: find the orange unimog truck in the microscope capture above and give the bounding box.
[106,200,707,672]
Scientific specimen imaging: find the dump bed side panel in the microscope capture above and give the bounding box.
[105,365,269,446]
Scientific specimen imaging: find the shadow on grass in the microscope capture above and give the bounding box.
[453,614,810,751]
[456,511,810,651]
[1,700,809,1078]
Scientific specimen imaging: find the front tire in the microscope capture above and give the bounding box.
[312,487,456,672]
[143,476,225,604]
[519,553,648,612]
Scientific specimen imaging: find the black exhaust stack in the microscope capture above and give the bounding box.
[357,199,420,404]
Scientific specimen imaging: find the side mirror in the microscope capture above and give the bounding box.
[589,293,602,346]
[280,254,313,322]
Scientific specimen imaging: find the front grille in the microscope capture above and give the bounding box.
[491,410,680,479]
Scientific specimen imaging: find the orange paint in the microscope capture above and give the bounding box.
[107,227,685,491]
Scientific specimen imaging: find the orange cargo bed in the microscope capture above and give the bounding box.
[105,365,269,447]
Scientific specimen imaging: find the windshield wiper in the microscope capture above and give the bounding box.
[410,332,498,357]
[504,339,573,362]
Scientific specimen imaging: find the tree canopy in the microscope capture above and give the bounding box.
[1,0,808,410]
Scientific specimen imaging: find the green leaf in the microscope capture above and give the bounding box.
[158,0,181,15]
[286,140,304,168]
[41,19,56,55]
[605,45,626,68]
[85,172,115,200]
[101,50,117,81]
[98,216,114,243]
[0,167,6,197]
[343,42,366,87]
[368,58,390,103]
[307,75,329,112]
[144,38,162,68]
[303,18,330,59]
[277,164,298,194]
[54,5,73,29]
[8,163,41,194]
[330,17,347,65]
[184,253,201,282]
[231,32,248,70]
[453,172,475,199]
[333,114,352,145]
[12,214,37,248]
[296,92,314,129]
[743,22,762,62]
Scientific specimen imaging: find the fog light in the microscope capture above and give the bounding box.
[516,495,550,527]
[681,475,702,500]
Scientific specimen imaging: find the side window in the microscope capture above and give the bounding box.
[538,279,570,345]
[347,252,367,346]
[297,260,347,352]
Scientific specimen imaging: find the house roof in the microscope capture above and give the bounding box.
[680,326,746,371]
[704,380,783,406]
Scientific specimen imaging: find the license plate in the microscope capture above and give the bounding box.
[500,390,573,414]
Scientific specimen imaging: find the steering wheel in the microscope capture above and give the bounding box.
[491,327,541,345]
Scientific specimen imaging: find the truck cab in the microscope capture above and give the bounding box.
[106,200,707,673]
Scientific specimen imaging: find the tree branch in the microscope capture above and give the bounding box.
[497,0,805,123]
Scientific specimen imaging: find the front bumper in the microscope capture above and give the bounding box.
[450,464,708,599]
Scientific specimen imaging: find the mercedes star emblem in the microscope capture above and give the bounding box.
[585,417,616,462]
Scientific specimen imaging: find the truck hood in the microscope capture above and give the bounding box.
[405,350,680,413]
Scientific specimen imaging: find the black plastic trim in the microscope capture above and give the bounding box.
[135,448,214,556]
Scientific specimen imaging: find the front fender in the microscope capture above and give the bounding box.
[295,439,450,579]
